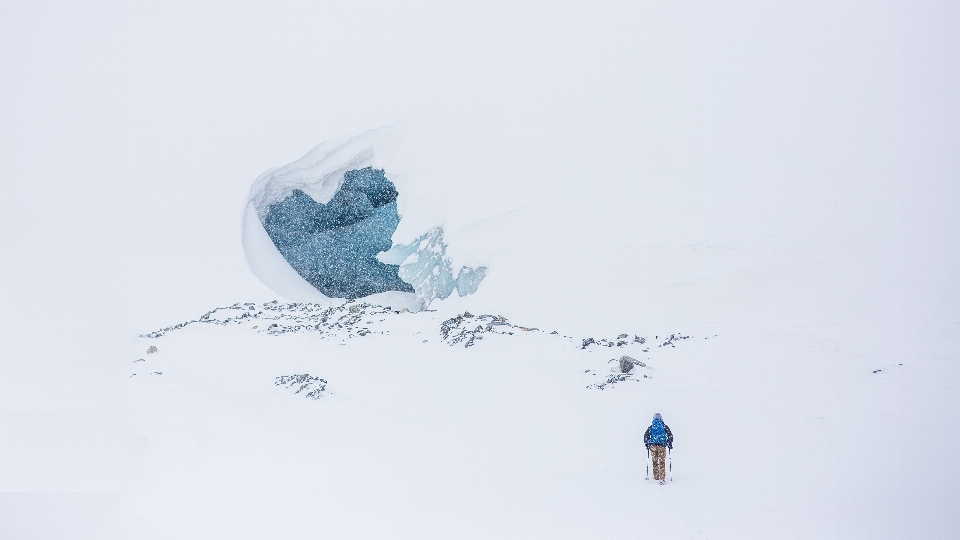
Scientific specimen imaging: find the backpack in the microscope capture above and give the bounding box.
[649,418,668,445]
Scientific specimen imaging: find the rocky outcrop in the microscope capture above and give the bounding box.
[440,312,517,348]
[275,374,328,399]
[140,301,405,340]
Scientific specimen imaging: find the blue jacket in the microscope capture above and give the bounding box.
[644,419,673,449]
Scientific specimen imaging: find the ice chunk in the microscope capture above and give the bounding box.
[454,266,486,296]
[379,227,487,307]
[261,168,413,299]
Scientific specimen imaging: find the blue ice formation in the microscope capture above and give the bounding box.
[379,227,487,306]
[261,167,414,299]
[245,126,488,306]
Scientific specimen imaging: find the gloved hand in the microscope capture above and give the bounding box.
[668,444,673,450]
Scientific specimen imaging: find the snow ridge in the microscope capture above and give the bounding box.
[140,300,408,340]
[138,303,700,393]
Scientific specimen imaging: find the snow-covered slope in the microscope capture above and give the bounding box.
[2,2,959,540]
[121,293,955,540]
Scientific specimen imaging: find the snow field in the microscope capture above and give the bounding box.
[118,302,960,539]
[3,1,960,538]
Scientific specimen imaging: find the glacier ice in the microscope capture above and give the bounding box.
[379,227,487,306]
[262,167,413,299]
[242,126,486,308]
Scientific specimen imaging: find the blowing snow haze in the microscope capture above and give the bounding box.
[2,2,960,540]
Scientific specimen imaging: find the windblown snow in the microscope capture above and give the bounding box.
[4,3,960,540]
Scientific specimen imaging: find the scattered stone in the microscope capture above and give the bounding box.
[142,302,398,340]
[618,355,645,373]
[276,374,327,399]
[582,334,653,349]
[587,373,634,391]
[139,303,693,393]
[440,313,515,348]
[659,334,690,348]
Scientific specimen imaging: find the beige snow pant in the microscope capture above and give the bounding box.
[650,445,667,481]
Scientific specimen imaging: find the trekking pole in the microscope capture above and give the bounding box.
[645,448,650,480]
[668,448,673,482]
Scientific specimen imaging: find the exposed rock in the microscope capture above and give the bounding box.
[659,334,690,348]
[582,334,651,349]
[440,313,515,348]
[140,301,397,340]
[139,303,694,394]
[275,374,328,399]
[618,355,644,373]
[587,373,635,391]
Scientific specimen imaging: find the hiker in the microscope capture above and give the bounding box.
[644,413,673,484]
